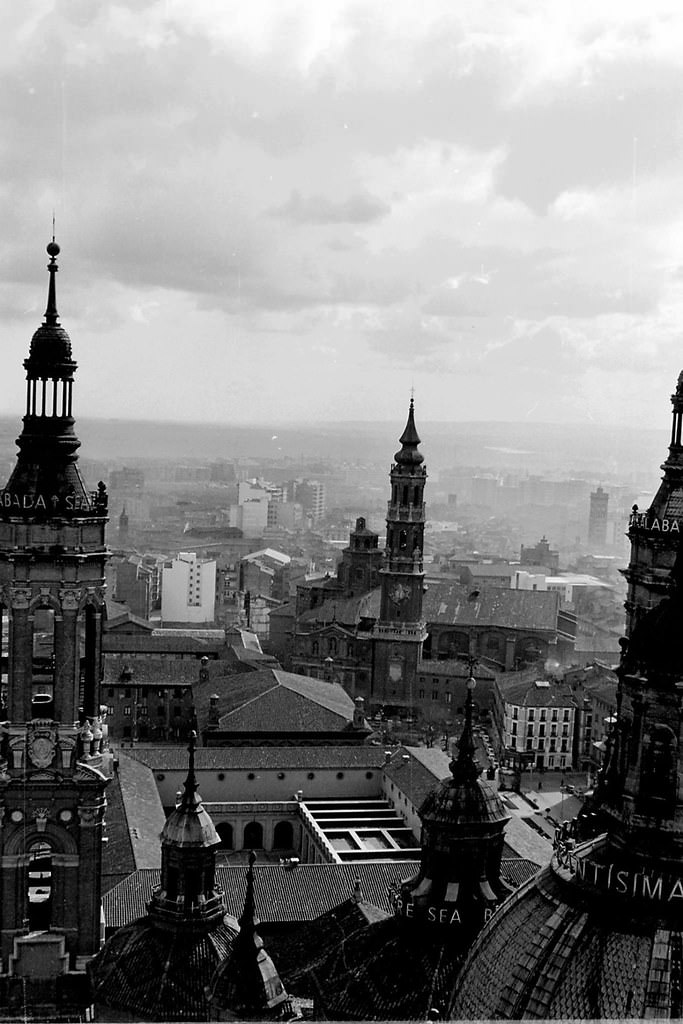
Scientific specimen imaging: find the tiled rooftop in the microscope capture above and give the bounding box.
[125,745,388,771]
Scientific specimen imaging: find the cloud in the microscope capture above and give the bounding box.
[271,189,389,224]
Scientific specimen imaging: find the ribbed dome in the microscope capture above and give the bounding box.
[88,914,238,1021]
[452,834,683,1020]
[27,322,74,367]
[161,800,220,848]
[421,774,507,827]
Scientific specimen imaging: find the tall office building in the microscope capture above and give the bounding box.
[588,484,609,547]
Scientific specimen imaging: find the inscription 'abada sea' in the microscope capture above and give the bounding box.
[0,492,90,511]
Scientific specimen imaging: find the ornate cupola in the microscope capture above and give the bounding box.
[207,851,292,1020]
[396,667,511,933]
[89,736,239,1021]
[149,733,226,930]
[372,398,428,715]
[4,239,96,515]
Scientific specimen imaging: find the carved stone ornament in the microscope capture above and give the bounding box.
[77,803,102,825]
[28,728,57,769]
[59,587,82,612]
[9,587,32,610]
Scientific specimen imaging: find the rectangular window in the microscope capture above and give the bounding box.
[539,724,546,737]
[561,740,568,752]
[512,707,519,720]
[537,739,545,751]
[107,705,114,716]
[526,739,533,751]
[552,710,558,722]
[540,709,547,722]
[123,706,131,717]
[445,692,452,704]
[419,689,425,699]
[510,738,517,749]
[511,722,517,736]
[563,709,570,722]
[432,691,438,701]
[528,709,535,721]
[527,724,534,736]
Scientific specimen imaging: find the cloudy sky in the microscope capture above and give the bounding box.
[2,1,683,427]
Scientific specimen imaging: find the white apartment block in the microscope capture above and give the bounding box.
[161,551,217,624]
[502,680,576,771]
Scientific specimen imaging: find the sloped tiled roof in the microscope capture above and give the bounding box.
[423,581,560,632]
[193,668,359,735]
[103,862,420,929]
[103,658,200,685]
[297,589,381,627]
[125,745,387,772]
[101,754,166,894]
[497,676,575,707]
[384,746,451,811]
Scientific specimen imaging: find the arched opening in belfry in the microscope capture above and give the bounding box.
[79,604,99,718]
[27,840,52,931]
[32,608,55,706]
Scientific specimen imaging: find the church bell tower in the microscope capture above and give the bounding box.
[372,399,428,714]
[0,240,109,1014]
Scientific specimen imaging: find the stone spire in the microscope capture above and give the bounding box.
[207,851,292,1019]
[395,396,424,465]
[450,662,479,785]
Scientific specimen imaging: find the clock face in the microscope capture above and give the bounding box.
[390,583,409,606]
[10,810,22,823]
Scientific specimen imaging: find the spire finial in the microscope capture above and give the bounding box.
[180,729,199,808]
[450,656,480,781]
[239,848,260,936]
[44,232,61,327]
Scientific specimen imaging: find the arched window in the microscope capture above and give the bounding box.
[402,485,409,505]
[216,823,233,850]
[312,641,319,656]
[244,821,263,849]
[273,821,294,849]
[640,724,678,813]
[32,607,56,705]
[81,603,99,718]
[27,840,52,930]
[399,530,407,551]
[329,638,338,655]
